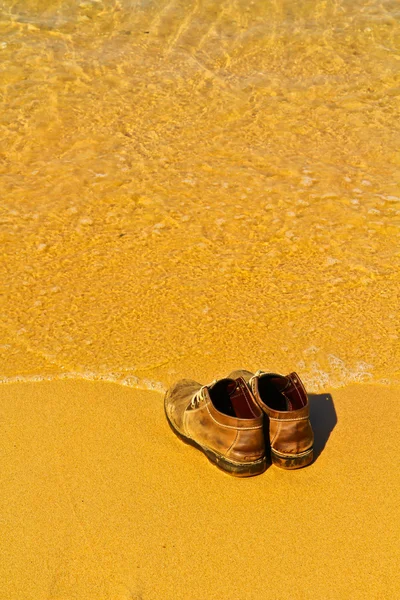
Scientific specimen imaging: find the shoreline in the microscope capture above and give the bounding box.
[1,368,399,393]
[1,379,399,599]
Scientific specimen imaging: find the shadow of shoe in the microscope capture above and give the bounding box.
[308,393,337,462]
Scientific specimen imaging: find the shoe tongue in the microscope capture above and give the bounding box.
[229,377,252,417]
[210,377,258,418]
[226,380,237,394]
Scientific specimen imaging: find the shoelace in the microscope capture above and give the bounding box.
[248,370,265,389]
[190,380,216,409]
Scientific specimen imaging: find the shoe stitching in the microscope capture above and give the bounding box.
[294,373,308,405]
[283,374,305,409]
[188,389,263,429]
[205,402,263,430]
[235,380,260,417]
[225,430,239,457]
[270,420,281,446]
[271,447,313,458]
[249,376,260,401]
[289,375,303,407]
[269,416,309,422]
[241,390,255,414]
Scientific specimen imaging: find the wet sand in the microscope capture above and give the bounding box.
[1,379,399,599]
[2,0,400,390]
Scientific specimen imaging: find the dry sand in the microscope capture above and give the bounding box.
[1,379,399,599]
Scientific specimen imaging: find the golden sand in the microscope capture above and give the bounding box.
[1,0,400,597]
[1,380,399,599]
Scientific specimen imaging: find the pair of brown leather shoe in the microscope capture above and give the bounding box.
[164,369,314,477]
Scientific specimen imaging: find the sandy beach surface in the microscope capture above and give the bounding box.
[1,379,399,600]
[1,0,400,597]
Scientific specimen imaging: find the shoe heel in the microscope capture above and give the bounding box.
[165,404,267,477]
[203,449,268,477]
[271,448,313,470]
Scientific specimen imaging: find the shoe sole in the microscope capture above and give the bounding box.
[164,404,267,477]
[270,447,314,470]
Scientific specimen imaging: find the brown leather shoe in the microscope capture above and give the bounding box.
[228,370,314,469]
[164,376,267,477]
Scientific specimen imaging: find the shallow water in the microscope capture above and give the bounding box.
[1,0,400,390]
